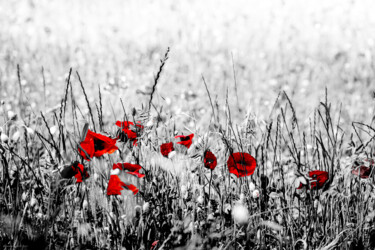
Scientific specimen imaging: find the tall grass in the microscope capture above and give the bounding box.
[1,58,375,249]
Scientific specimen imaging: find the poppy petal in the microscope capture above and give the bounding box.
[204,150,217,170]
[123,183,139,195]
[352,166,372,179]
[227,152,257,177]
[107,175,126,195]
[78,129,118,161]
[112,163,145,178]
[160,142,174,157]
[308,170,329,189]
[175,134,194,149]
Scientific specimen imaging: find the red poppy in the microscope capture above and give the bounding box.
[151,240,159,250]
[204,150,217,170]
[116,121,144,145]
[60,162,89,183]
[352,166,372,179]
[175,133,194,149]
[107,174,139,195]
[112,163,145,178]
[308,170,329,189]
[160,142,174,157]
[227,152,256,177]
[78,130,118,161]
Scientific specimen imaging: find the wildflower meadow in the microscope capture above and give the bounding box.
[1,0,375,249]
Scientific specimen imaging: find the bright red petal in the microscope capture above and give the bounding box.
[112,163,145,178]
[160,142,174,157]
[204,151,217,170]
[74,163,89,183]
[123,183,139,195]
[78,138,95,161]
[175,134,194,149]
[107,175,126,195]
[227,152,257,177]
[79,129,118,160]
[116,121,134,129]
[309,170,329,189]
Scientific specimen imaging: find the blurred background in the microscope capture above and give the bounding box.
[1,0,375,130]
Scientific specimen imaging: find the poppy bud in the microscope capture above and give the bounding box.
[181,185,187,194]
[50,126,58,135]
[12,131,20,142]
[82,199,88,209]
[26,127,34,135]
[252,189,260,199]
[197,195,204,204]
[249,182,255,192]
[22,192,28,201]
[30,197,37,207]
[8,111,17,120]
[146,119,153,127]
[1,133,9,143]
[143,202,150,213]
[232,204,249,224]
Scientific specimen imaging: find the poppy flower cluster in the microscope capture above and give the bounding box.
[107,163,145,195]
[78,129,118,161]
[60,161,89,183]
[159,133,194,158]
[297,170,329,190]
[116,121,144,146]
[161,132,258,178]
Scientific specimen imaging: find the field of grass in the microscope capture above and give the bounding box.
[1,0,375,249]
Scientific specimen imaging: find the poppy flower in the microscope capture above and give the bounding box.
[298,170,329,189]
[204,150,217,170]
[227,152,256,177]
[116,121,144,145]
[151,240,159,250]
[112,163,145,178]
[160,142,174,157]
[60,162,89,183]
[107,163,145,196]
[352,166,372,179]
[107,174,138,195]
[78,130,118,161]
[175,133,194,149]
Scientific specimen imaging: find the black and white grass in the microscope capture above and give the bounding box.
[1,0,375,249]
